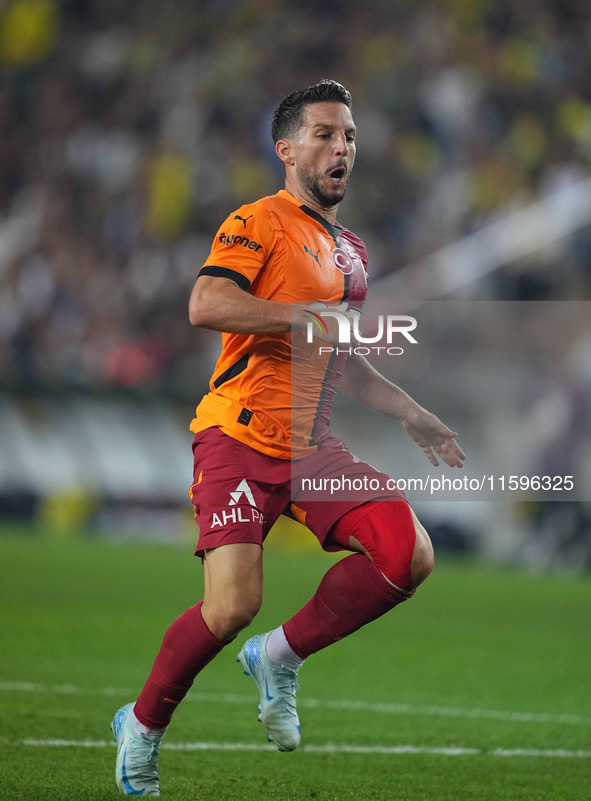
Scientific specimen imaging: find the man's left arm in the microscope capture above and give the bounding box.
[339,354,466,468]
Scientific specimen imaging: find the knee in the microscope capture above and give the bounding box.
[337,500,418,591]
[410,513,434,588]
[336,501,436,592]
[202,594,261,641]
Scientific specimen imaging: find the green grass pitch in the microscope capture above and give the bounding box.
[0,525,590,800]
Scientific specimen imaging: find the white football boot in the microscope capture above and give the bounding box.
[111,703,164,796]
[237,632,301,751]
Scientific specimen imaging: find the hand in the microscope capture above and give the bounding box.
[400,404,466,468]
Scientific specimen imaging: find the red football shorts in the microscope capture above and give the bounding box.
[189,427,406,558]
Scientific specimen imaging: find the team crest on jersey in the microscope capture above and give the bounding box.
[332,241,364,276]
[332,247,353,274]
[332,240,368,293]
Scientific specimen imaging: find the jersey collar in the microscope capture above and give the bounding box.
[277,189,342,244]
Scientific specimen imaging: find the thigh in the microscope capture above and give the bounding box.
[290,439,406,550]
[189,427,292,558]
[202,542,264,622]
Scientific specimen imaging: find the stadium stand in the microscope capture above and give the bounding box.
[0,0,589,565]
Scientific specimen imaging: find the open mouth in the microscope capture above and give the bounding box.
[329,167,346,183]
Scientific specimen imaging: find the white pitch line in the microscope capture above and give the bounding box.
[0,680,588,727]
[1,738,589,759]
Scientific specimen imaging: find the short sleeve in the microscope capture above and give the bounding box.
[199,202,273,290]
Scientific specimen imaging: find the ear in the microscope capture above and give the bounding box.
[275,138,295,167]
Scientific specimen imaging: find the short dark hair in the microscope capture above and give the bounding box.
[271,79,352,144]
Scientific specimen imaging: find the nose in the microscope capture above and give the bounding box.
[335,134,348,157]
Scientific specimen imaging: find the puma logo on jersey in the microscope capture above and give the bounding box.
[234,214,253,228]
[303,245,321,267]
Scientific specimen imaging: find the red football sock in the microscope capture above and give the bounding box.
[283,553,412,659]
[134,601,225,729]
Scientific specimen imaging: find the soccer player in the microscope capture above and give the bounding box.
[111,79,466,796]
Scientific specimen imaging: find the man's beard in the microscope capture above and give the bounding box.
[298,167,347,208]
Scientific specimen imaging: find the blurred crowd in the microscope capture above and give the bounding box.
[1,0,591,394]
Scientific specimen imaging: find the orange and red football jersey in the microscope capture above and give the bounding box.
[190,190,368,458]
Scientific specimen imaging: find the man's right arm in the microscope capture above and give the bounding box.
[189,275,306,334]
